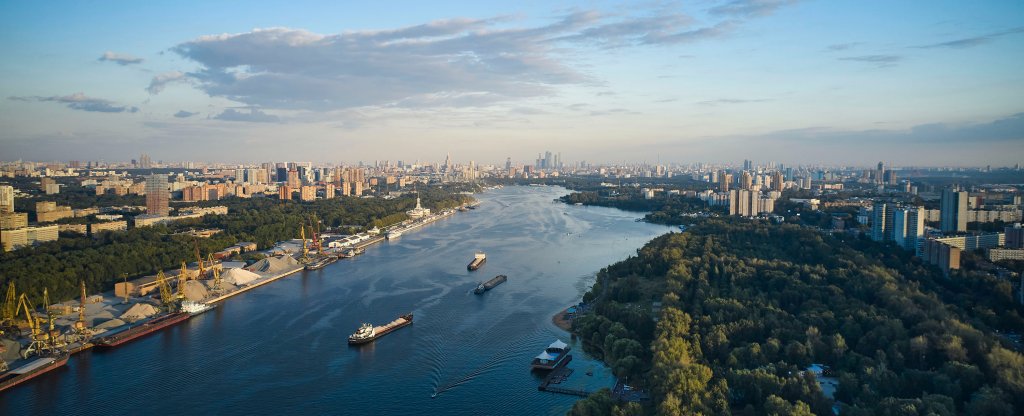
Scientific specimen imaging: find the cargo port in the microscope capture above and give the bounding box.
[348,313,414,345]
[0,201,471,394]
[473,275,507,294]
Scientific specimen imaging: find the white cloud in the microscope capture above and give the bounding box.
[147,71,187,94]
[98,51,143,65]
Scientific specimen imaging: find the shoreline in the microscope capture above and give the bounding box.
[552,307,573,332]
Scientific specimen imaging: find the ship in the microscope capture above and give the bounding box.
[474,275,507,294]
[467,252,486,271]
[531,339,571,371]
[93,312,190,348]
[305,255,337,270]
[386,229,403,240]
[348,313,413,345]
[180,300,215,316]
[0,353,69,393]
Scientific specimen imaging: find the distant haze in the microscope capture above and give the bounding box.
[1,1,1022,166]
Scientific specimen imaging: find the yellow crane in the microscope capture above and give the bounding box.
[212,263,222,293]
[300,226,309,262]
[15,294,45,358]
[74,280,87,332]
[156,270,173,307]
[1,282,17,335]
[2,282,15,322]
[40,288,65,352]
[194,240,205,279]
[177,262,188,301]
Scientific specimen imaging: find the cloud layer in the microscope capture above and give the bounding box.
[98,51,143,65]
[9,93,138,113]
[168,9,759,112]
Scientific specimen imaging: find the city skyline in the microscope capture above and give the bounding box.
[2,1,1023,165]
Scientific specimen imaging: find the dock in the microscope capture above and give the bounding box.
[537,355,593,397]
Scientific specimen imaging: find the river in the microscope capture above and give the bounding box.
[1,186,673,415]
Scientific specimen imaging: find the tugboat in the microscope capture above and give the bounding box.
[467,252,486,271]
[348,313,414,345]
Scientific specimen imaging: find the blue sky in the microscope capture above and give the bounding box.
[1,0,1022,166]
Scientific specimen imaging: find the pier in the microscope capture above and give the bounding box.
[537,355,593,397]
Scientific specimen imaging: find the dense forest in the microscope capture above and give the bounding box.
[570,220,1024,415]
[560,191,720,225]
[0,189,472,305]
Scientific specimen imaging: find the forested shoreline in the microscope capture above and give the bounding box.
[570,220,1024,415]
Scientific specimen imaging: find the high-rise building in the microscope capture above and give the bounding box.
[871,201,894,242]
[287,170,301,188]
[0,185,13,214]
[940,188,968,233]
[139,154,152,169]
[1006,223,1024,249]
[771,171,783,192]
[893,207,924,250]
[300,186,316,201]
[719,173,732,192]
[740,171,752,190]
[145,174,169,216]
[324,184,335,199]
[278,186,292,201]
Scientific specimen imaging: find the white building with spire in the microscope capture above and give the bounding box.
[406,193,431,219]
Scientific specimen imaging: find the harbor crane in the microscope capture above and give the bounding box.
[156,270,173,308]
[1,282,18,336]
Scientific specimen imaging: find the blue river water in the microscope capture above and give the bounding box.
[1,186,672,415]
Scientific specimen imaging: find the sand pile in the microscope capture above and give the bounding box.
[204,280,238,292]
[120,303,159,322]
[95,318,126,330]
[183,280,209,301]
[222,268,260,285]
[1,339,22,363]
[246,256,299,274]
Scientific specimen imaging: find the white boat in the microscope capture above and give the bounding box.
[181,300,215,316]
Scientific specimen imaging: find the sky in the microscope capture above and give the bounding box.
[1,0,1022,166]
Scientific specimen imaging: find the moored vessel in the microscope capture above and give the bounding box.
[305,255,337,270]
[181,300,215,316]
[474,275,507,294]
[467,252,486,271]
[0,354,69,393]
[94,312,190,348]
[348,313,413,345]
[531,339,571,371]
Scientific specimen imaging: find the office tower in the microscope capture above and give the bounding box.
[276,167,288,182]
[940,188,968,233]
[0,185,14,213]
[743,159,752,170]
[876,161,884,185]
[145,174,169,216]
[139,154,152,169]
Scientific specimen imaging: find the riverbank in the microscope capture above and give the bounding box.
[552,308,573,332]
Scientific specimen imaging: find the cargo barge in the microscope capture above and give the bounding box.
[531,339,572,371]
[93,312,190,348]
[305,256,337,270]
[467,252,486,271]
[0,354,69,393]
[474,275,507,294]
[348,313,413,345]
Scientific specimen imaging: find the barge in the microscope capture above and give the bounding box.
[93,312,190,348]
[467,252,486,271]
[0,354,69,393]
[348,313,413,345]
[474,275,507,294]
